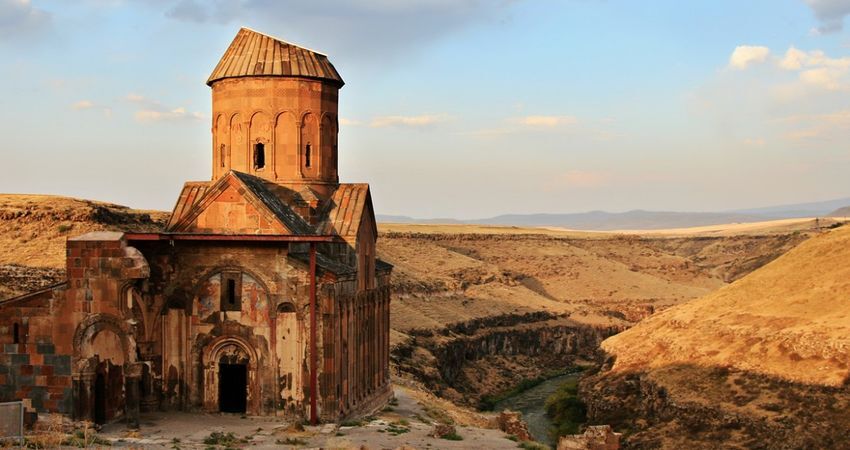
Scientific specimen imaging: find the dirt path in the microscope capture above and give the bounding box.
[98,386,522,449]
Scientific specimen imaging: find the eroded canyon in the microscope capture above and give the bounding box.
[2,194,841,448]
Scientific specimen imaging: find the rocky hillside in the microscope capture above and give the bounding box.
[0,194,828,418]
[377,226,815,406]
[0,194,167,297]
[583,224,850,448]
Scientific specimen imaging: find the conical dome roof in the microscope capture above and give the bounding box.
[207,27,344,87]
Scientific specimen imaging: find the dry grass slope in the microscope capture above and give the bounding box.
[602,224,850,387]
[0,194,167,268]
[0,194,167,298]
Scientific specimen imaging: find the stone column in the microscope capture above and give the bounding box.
[73,372,95,422]
[137,342,158,412]
[124,363,143,428]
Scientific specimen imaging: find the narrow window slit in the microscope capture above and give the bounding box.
[227,279,236,306]
[221,273,241,311]
[253,142,265,169]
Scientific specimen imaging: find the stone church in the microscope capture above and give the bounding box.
[0,28,392,426]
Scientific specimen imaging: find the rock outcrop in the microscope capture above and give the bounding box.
[583,226,850,448]
[557,425,621,450]
[495,410,533,441]
[392,312,617,406]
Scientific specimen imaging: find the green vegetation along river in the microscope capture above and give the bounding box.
[493,373,579,445]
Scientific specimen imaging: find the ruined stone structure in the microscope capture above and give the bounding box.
[0,28,392,426]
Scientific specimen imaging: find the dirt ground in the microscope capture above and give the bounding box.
[95,385,522,449]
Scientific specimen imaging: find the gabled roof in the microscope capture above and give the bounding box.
[207,27,344,87]
[167,171,313,235]
[316,183,374,238]
[167,182,210,229]
[166,176,375,241]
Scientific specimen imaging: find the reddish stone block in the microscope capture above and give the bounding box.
[103,240,122,249]
[19,365,34,376]
[47,375,71,386]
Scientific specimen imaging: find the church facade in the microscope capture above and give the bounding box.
[0,28,392,425]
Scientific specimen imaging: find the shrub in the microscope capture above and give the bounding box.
[545,377,587,440]
[203,431,242,446]
[276,437,307,445]
[340,419,364,427]
[518,441,549,450]
[441,432,463,441]
[62,428,111,448]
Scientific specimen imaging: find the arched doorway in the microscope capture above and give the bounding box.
[202,338,257,414]
[218,350,249,413]
[91,330,126,424]
[73,314,135,425]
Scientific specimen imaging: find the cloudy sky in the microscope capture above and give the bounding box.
[1,0,849,218]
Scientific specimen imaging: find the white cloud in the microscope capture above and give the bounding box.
[0,0,51,38]
[727,45,850,91]
[779,47,850,70]
[126,93,204,122]
[804,0,850,34]
[514,115,578,127]
[461,114,606,138]
[72,100,112,117]
[72,100,94,110]
[339,117,362,126]
[729,45,771,70]
[135,107,205,122]
[743,137,766,147]
[775,47,850,90]
[127,0,520,61]
[779,47,807,70]
[369,114,449,128]
[800,67,847,90]
[776,110,850,140]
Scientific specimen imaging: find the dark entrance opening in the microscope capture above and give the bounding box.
[218,363,247,413]
[94,372,107,424]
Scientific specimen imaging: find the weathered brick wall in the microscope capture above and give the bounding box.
[0,287,73,414]
[0,232,150,423]
[210,77,340,190]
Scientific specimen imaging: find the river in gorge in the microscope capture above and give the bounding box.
[492,373,579,446]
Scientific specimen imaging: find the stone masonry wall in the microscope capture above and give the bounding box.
[0,287,73,415]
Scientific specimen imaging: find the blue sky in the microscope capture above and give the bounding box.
[1,0,849,218]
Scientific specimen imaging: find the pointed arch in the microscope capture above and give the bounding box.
[275,111,297,179]
[250,111,271,173]
[300,112,318,176]
[230,113,246,170]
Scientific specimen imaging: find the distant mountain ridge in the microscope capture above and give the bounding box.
[829,206,850,217]
[378,197,850,231]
